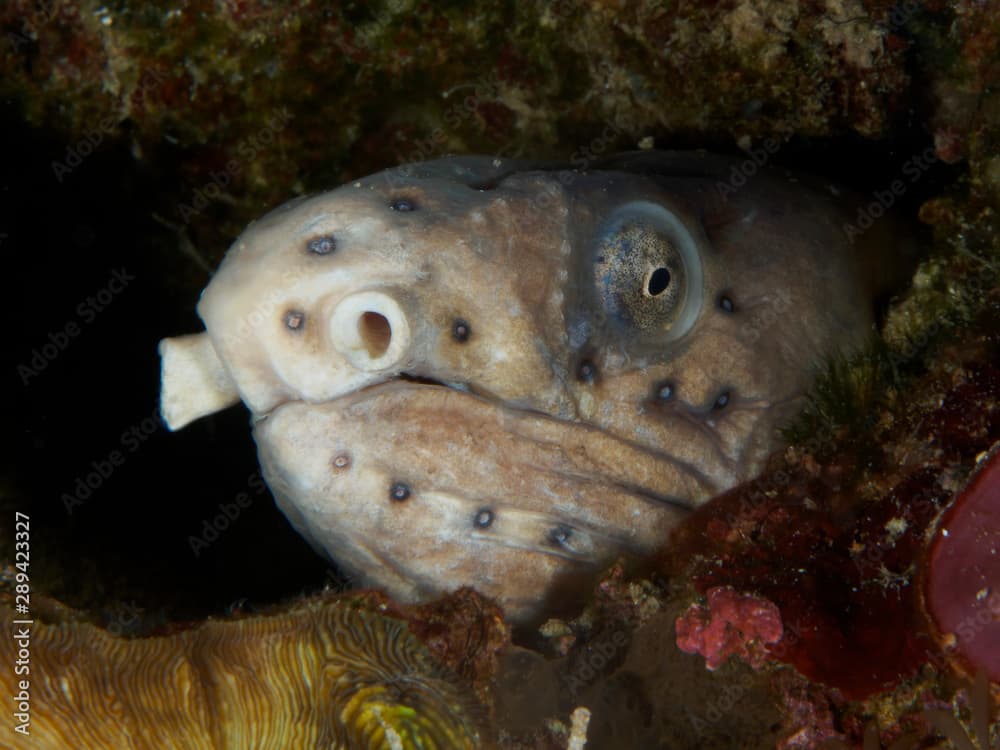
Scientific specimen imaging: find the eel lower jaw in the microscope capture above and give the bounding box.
[254,379,706,620]
[262,377,708,511]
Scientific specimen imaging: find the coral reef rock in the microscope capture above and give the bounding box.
[1,597,491,749]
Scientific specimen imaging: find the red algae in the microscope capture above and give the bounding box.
[925,446,1000,682]
[665,476,941,700]
[659,352,1000,700]
[675,586,783,670]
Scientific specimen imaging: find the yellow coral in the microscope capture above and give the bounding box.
[1,600,488,749]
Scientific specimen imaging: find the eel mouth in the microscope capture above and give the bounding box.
[397,371,461,389]
[254,376,712,621]
[395,373,719,509]
[261,375,714,514]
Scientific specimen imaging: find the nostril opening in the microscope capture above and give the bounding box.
[359,312,392,358]
[330,291,409,371]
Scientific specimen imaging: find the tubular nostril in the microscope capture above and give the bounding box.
[328,290,410,372]
[359,312,391,358]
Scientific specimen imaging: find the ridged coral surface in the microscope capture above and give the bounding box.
[1,600,487,749]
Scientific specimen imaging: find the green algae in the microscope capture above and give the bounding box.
[780,339,899,452]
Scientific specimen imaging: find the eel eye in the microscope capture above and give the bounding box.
[593,201,704,340]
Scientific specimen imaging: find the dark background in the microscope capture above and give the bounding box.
[1,113,331,626]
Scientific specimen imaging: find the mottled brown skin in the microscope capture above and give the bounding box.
[162,152,890,622]
[258,385,696,617]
